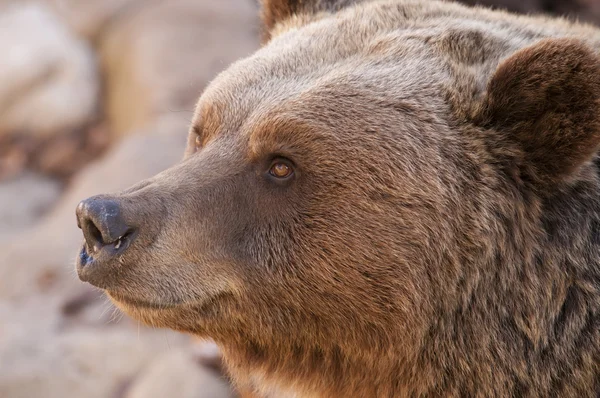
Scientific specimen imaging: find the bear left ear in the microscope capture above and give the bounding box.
[479,38,600,187]
[260,0,359,42]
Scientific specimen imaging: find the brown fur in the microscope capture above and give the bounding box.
[76,0,600,396]
[479,38,600,186]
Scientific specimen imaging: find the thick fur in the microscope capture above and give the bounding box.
[77,0,600,396]
[478,38,600,187]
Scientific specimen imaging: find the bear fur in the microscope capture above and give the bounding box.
[76,0,600,396]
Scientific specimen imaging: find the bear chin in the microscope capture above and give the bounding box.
[107,290,229,336]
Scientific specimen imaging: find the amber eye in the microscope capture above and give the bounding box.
[269,160,294,179]
[194,135,202,151]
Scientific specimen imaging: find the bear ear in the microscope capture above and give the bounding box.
[479,38,600,187]
[260,0,358,42]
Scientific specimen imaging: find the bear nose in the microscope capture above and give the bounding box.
[76,197,134,254]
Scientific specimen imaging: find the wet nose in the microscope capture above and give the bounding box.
[76,197,135,254]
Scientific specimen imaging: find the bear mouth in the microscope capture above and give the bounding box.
[76,230,136,287]
[78,229,135,266]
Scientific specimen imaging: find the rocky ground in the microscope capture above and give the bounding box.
[0,1,597,397]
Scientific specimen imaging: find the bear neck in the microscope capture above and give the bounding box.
[217,334,426,397]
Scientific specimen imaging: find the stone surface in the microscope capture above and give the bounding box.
[125,349,235,398]
[0,173,62,239]
[0,326,189,398]
[48,0,144,40]
[0,2,99,140]
[99,0,259,136]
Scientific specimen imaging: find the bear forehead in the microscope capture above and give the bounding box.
[194,0,594,140]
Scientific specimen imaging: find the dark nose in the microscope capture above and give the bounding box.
[76,197,135,255]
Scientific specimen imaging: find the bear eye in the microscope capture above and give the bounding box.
[269,159,294,179]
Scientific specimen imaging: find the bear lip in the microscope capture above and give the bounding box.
[76,245,98,284]
[75,230,138,286]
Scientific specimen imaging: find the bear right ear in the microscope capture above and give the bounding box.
[478,38,600,188]
[260,0,359,42]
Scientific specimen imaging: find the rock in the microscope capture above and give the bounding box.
[0,120,110,181]
[48,0,144,40]
[125,348,235,398]
[0,173,61,240]
[99,0,259,136]
[0,296,63,350]
[33,122,111,178]
[0,3,99,140]
[0,137,29,181]
[0,327,189,398]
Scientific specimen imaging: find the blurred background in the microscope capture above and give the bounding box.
[0,1,598,397]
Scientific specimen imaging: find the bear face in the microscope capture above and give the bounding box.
[76,0,600,396]
[79,6,458,343]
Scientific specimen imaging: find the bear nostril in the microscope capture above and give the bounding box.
[83,218,105,252]
[76,197,135,255]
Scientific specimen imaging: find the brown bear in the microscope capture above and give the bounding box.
[75,0,600,396]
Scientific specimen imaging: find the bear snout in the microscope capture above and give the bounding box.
[75,196,137,288]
